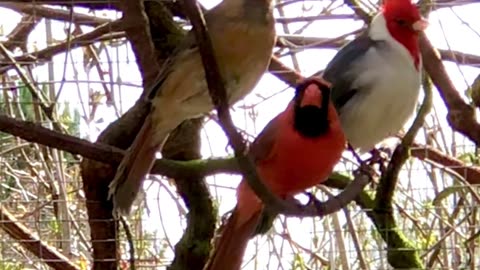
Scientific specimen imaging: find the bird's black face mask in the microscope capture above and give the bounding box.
[293,79,331,138]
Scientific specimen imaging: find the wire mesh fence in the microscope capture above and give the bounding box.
[0,0,479,269]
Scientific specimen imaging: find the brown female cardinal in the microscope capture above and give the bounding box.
[108,0,276,215]
[204,78,346,270]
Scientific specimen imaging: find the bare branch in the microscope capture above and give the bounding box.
[419,34,480,145]
[411,143,480,185]
[0,20,125,74]
[13,0,118,10]
[0,2,111,27]
[276,14,356,23]
[268,56,304,85]
[0,43,63,130]
[0,206,79,270]
[4,14,40,51]
[277,34,480,67]
[118,0,161,89]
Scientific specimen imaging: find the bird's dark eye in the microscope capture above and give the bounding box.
[395,19,408,26]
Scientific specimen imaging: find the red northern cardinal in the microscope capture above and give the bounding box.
[323,0,428,152]
[108,0,276,215]
[204,78,346,270]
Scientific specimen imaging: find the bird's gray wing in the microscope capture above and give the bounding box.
[323,33,384,110]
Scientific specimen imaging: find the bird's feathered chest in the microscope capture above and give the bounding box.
[341,40,421,151]
[348,40,421,116]
[207,10,276,102]
[256,112,345,196]
[150,0,275,118]
[323,22,422,152]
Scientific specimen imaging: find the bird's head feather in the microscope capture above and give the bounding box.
[379,0,428,69]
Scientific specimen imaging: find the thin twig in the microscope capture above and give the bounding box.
[0,43,64,131]
[0,20,125,74]
[120,217,136,270]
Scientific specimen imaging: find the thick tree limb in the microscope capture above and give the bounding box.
[163,119,216,270]
[78,1,190,269]
[268,56,304,85]
[410,143,480,184]
[1,98,479,221]
[78,0,159,267]
[419,34,480,146]
[0,206,79,270]
[181,0,285,211]
[118,0,160,89]
[4,14,40,52]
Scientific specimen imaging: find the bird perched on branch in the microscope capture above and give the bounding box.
[108,0,276,215]
[323,0,428,153]
[204,78,346,270]
[252,0,429,238]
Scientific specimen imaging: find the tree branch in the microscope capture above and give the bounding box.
[77,2,188,268]
[325,176,423,269]
[4,14,40,52]
[0,20,125,75]
[118,0,161,89]
[13,0,118,10]
[1,107,478,192]
[0,2,111,27]
[410,143,480,184]
[0,43,63,131]
[163,119,216,270]
[277,34,480,67]
[0,206,79,270]
[268,56,304,85]
[419,34,480,145]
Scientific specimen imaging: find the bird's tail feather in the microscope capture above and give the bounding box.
[108,115,170,216]
[204,207,261,270]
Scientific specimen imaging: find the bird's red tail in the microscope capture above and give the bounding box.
[204,207,262,270]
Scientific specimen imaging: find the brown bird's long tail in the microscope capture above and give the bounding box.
[204,207,262,270]
[108,114,170,216]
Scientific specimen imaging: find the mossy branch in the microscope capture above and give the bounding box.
[372,74,433,269]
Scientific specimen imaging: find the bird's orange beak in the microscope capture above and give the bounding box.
[300,84,323,108]
[412,18,428,32]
